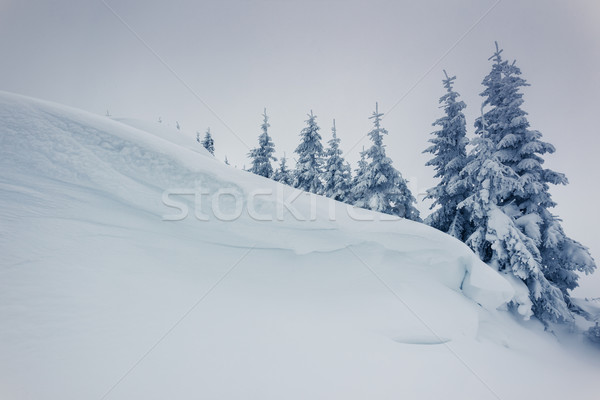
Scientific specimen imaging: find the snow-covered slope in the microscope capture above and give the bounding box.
[0,92,598,400]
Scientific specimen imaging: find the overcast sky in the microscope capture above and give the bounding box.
[1,0,599,296]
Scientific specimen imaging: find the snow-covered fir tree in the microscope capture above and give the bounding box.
[321,119,352,201]
[202,128,215,155]
[587,322,600,344]
[350,146,368,205]
[272,153,293,185]
[248,108,277,178]
[424,70,471,239]
[351,103,420,221]
[471,42,596,322]
[458,133,571,323]
[293,111,324,194]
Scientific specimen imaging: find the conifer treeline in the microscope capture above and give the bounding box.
[241,104,421,221]
[199,42,596,325]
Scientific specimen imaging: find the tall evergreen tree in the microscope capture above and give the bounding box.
[202,128,215,155]
[424,71,471,239]
[465,42,596,323]
[293,111,324,193]
[248,108,277,178]
[273,153,293,185]
[459,133,570,323]
[351,103,420,220]
[322,119,352,201]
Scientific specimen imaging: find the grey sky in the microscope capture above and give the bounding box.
[1,0,599,295]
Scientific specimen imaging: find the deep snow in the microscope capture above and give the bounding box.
[0,92,599,399]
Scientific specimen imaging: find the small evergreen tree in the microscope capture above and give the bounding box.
[351,103,420,220]
[273,153,293,185]
[293,111,324,194]
[424,71,471,239]
[350,146,368,205]
[586,322,600,344]
[322,119,352,201]
[202,128,215,155]
[396,177,421,222]
[248,108,277,178]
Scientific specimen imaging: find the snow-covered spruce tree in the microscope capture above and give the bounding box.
[248,108,277,178]
[350,146,368,205]
[351,103,420,221]
[475,42,595,320]
[321,119,352,201]
[202,128,215,155]
[424,71,471,239]
[587,322,600,345]
[459,134,571,323]
[293,111,324,194]
[273,153,293,186]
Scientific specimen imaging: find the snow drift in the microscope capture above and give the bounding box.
[1,92,598,399]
